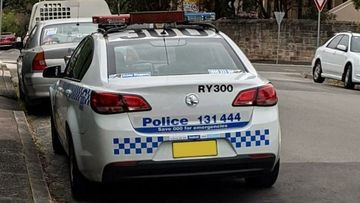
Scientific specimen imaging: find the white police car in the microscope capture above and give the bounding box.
[43,12,281,198]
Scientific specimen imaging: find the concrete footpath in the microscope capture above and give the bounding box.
[0,63,51,202]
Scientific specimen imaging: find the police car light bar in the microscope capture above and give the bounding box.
[92,15,130,24]
[129,11,185,24]
[185,12,216,22]
[93,11,185,26]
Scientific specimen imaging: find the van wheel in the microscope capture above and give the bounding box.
[245,161,280,188]
[51,115,64,155]
[313,61,325,83]
[68,130,91,199]
[344,65,355,89]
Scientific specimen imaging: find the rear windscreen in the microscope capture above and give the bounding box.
[41,22,97,45]
[107,38,246,78]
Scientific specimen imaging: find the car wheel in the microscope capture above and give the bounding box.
[68,129,91,199]
[344,65,355,89]
[245,161,280,188]
[18,80,25,100]
[313,61,325,83]
[18,80,34,112]
[51,115,65,155]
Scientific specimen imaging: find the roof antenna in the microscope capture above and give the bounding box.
[76,0,80,26]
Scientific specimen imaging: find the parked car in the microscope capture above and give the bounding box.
[0,32,16,49]
[24,0,111,46]
[312,32,360,89]
[43,12,281,199]
[17,18,97,110]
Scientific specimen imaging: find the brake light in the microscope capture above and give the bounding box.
[32,52,47,71]
[232,84,278,106]
[90,92,151,114]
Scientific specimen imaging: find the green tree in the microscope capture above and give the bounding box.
[105,0,172,14]
[3,0,38,14]
[353,0,360,10]
[1,10,22,34]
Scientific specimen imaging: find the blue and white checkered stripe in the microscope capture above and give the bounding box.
[113,137,165,155]
[61,82,91,109]
[225,129,270,148]
[113,129,270,156]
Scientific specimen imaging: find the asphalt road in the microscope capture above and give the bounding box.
[2,48,360,202]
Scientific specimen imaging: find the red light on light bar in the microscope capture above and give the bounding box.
[130,11,184,24]
[93,15,130,24]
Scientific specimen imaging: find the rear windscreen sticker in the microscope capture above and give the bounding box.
[120,72,152,78]
[44,28,57,36]
[208,69,242,74]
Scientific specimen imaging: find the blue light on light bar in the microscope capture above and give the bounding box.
[185,12,216,22]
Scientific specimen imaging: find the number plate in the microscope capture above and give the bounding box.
[172,140,217,158]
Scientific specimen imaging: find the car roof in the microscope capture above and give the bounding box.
[36,18,93,27]
[103,28,222,43]
[335,32,360,37]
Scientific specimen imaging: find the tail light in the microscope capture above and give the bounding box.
[232,83,278,106]
[32,51,47,71]
[90,92,151,114]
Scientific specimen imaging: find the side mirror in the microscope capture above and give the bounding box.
[336,44,347,52]
[43,66,62,78]
[14,41,23,50]
[64,55,71,65]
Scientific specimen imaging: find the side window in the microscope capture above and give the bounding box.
[338,35,349,48]
[64,39,87,79]
[24,25,38,49]
[72,38,94,80]
[327,35,343,49]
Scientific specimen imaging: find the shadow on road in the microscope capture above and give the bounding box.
[76,176,271,203]
[24,100,52,117]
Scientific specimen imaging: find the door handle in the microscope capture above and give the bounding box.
[57,87,64,92]
[65,89,72,96]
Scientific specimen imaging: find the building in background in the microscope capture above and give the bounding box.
[329,0,360,21]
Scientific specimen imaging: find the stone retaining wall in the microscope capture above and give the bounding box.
[215,19,360,64]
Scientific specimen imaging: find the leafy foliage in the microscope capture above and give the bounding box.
[105,0,173,14]
[2,11,17,33]
[353,0,360,10]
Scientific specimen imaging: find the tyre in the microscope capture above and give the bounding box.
[313,61,325,83]
[18,81,25,100]
[68,129,91,199]
[344,65,355,89]
[51,115,65,155]
[18,81,35,113]
[245,161,280,188]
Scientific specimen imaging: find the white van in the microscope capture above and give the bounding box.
[27,0,111,33]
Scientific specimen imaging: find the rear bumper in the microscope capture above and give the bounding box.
[23,72,58,99]
[102,154,276,183]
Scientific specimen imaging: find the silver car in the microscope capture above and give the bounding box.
[17,18,97,109]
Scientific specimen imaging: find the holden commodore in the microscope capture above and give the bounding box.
[43,12,281,198]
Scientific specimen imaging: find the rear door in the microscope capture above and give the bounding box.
[332,35,349,77]
[322,35,343,76]
[54,37,94,142]
[18,25,40,81]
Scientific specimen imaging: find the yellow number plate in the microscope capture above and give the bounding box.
[172,140,217,158]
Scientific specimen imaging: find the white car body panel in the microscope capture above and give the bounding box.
[312,32,360,83]
[50,28,281,182]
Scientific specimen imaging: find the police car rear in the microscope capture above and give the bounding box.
[46,12,281,198]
